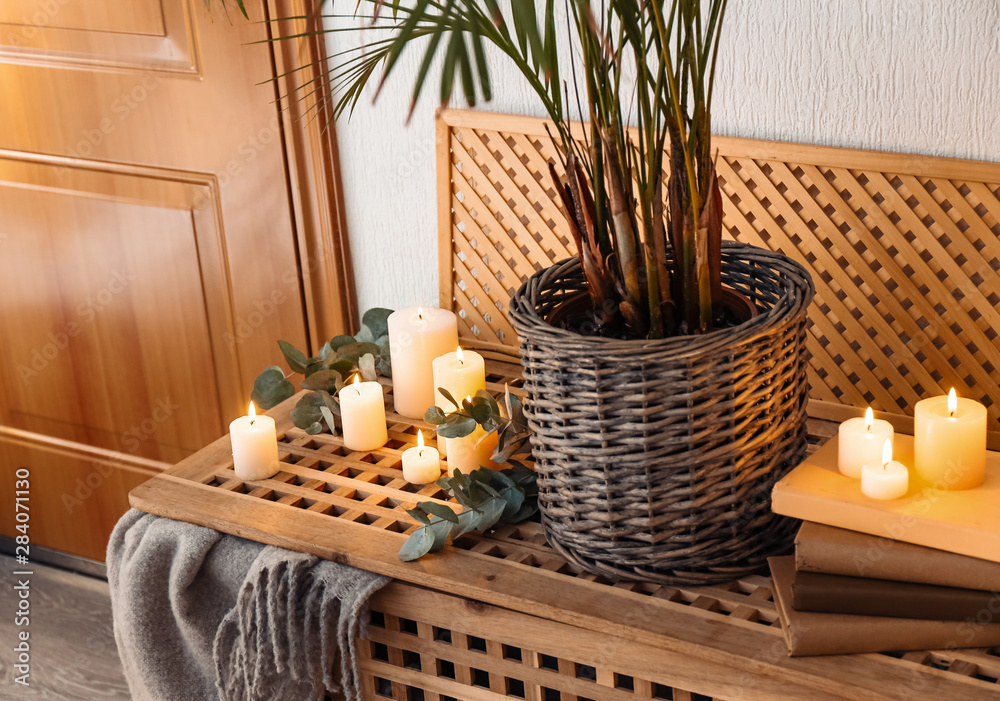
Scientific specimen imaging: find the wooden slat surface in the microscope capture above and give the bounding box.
[435,108,1000,432]
[130,370,1000,700]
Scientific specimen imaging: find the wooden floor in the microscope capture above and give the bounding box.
[0,553,130,699]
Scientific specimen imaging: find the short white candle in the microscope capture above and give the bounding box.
[401,430,441,484]
[433,346,486,457]
[444,395,500,475]
[838,407,894,478]
[914,388,987,490]
[387,306,459,419]
[229,401,280,481]
[861,439,909,500]
[338,375,388,452]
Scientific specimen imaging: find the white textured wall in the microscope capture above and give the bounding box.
[326,1,1000,314]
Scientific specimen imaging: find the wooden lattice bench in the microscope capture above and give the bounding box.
[129,110,1000,699]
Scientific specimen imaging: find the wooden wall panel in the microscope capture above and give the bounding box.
[435,109,1000,431]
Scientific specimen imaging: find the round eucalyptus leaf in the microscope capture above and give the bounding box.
[278,340,309,374]
[301,369,342,392]
[329,335,356,350]
[250,366,295,410]
[424,406,447,424]
[358,353,377,382]
[420,502,459,523]
[428,518,453,551]
[362,307,394,339]
[438,415,477,438]
[290,392,323,429]
[398,525,435,562]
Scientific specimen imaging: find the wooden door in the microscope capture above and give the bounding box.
[0,0,353,561]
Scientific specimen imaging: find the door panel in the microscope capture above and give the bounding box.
[0,0,195,73]
[0,1,167,36]
[0,0,324,561]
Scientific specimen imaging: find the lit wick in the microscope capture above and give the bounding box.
[881,438,892,471]
[948,388,957,418]
[864,406,873,433]
[248,401,257,427]
[456,345,465,366]
[417,429,425,458]
[417,306,424,321]
[353,374,362,396]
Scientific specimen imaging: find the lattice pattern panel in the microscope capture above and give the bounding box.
[436,110,1000,430]
[361,580,731,701]
[203,364,528,529]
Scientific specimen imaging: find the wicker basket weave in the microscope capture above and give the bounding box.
[508,242,815,585]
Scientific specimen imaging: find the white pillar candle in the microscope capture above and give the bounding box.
[401,430,441,484]
[861,439,909,500]
[387,307,459,419]
[914,388,987,490]
[432,346,486,457]
[338,375,388,452]
[838,407,894,478]
[433,346,487,409]
[229,401,280,481]
[444,395,500,475]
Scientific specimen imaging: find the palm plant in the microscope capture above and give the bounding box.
[229,0,729,337]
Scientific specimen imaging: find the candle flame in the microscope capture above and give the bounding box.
[417,306,424,320]
[948,388,957,416]
[353,374,362,395]
[417,429,424,449]
[864,406,873,431]
[456,345,465,364]
[882,438,893,469]
[248,401,256,426]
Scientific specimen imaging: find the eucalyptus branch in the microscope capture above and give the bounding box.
[399,463,538,561]
[424,385,531,464]
[250,308,394,435]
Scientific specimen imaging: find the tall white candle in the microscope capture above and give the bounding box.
[229,401,280,481]
[914,388,987,490]
[838,407,894,478]
[387,307,459,419]
[861,439,909,500]
[401,430,441,484]
[338,375,388,452]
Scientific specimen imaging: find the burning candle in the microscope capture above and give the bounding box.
[387,306,459,419]
[432,346,486,457]
[861,439,909,500]
[229,401,280,481]
[432,346,487,411]
[838,407,894,479]
[401,430,441,484]
[338,375,388,452]
[914,388,987,490]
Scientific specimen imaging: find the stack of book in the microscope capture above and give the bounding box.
[769,523,1000,656]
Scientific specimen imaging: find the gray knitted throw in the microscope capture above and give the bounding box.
[108,509,387,701]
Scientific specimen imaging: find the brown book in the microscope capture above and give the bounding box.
[769,557,1000,656]
[792,569,1000,620]
[795,522,1000,590]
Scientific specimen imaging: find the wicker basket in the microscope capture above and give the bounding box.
[508,242,815,585]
